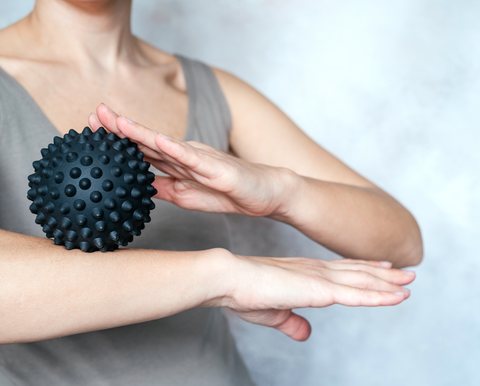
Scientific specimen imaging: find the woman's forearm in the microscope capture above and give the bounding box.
[0,228,416,343]
[87,111,422,269]
[0,230,226,344]
[272,171,423,268]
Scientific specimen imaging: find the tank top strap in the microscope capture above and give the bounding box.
[175,55,232,153]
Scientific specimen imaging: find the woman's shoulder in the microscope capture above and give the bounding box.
[136,38,251,99]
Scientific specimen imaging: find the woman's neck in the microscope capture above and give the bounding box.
[19,0,140,71]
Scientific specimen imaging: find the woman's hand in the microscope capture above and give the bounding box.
[207,251,414,341]
[88,103,422,268]
[88,104,295,217]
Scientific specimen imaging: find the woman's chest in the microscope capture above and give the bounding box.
[0,60,189,139]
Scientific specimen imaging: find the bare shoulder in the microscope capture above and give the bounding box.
[212,68,265,105]
[211,67,307,158]
[211,67,293,144]
[212,67,294,128]
[211,67,374,186]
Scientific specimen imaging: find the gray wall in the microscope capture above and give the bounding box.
[1,1,479,385]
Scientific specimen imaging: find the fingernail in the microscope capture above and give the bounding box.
[101,102,115,114]
[402,288,410,295]
[402,270,415,276]
[90,112,100,122]
[393,292,405,296]
[379,261,392,268]
[120,115,135,124]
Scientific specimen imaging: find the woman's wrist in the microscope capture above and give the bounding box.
[196,248,241,308]
[266,166,307,224]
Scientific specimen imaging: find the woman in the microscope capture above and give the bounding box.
[0,0,422,385]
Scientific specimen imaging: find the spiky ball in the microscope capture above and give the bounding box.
[27,127,157,252]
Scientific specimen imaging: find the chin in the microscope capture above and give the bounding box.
[54,0,129,11]
[66,0,115,2]
[60,0,123,6]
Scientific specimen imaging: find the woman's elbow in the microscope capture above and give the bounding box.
[395,217,424,268]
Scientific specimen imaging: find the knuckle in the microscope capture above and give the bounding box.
[354,287,368,297]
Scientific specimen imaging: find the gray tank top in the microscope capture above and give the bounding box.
[0,55,255,386]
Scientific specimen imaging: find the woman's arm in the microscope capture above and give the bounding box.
[214,69,423,268]
[268,174,422,268]
[0,229,413,343]
[0,229,223,344]
[91,93,422,268]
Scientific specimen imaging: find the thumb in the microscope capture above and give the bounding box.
[151,176,177,201]
[275,311,312,342]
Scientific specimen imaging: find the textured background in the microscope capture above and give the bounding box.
[1,1,479,385]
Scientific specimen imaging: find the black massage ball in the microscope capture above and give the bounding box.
[27,126,157,252]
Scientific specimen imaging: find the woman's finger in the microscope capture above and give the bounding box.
[115,116,193,166]
[155,134,232,180]
[235,309,312,342]
[88,113,102,131]
[274,311,312,341]
[150,176,176,201]
[93,106,173,161]
[329,258,393,268]
[151,175,206,201]
[149,159,199,182]
[326,282,406,307]
[326,263,415,286]
[155,134,209,174]
[324,269,407,294]
[116,115,162,153]
[95,103,125,138]
[149,156,224,190]
[91,108,162,160]
[185,140,219,152]
[138,143,169,161]
[114,115,250,193]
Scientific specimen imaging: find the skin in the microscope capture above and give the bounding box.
[0,0,421,344]
[90,108,422,265]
